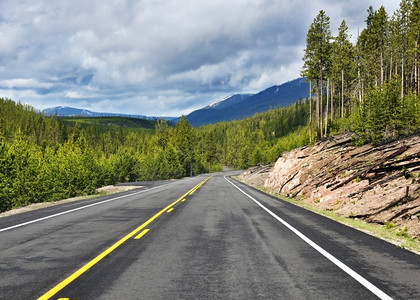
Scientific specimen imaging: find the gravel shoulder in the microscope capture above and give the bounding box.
[0,185,141,218]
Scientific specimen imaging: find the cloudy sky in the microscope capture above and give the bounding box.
[0,0,400,117]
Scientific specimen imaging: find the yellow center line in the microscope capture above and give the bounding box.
[134,229,150,240]
[37,176,212,300]
[189,182,204,195]
[167,208,174,213]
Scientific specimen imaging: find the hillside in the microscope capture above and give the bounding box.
[43,106,176,121]
[46,78,309,128]
[239,133,420,240]
[178,94,252,126]
[180,77,309,126]
[61,116,157,131]
[0,96,311,212]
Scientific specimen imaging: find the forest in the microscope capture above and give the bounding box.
[0,97,308,212]
[1,0,419,212]
[302,0,420,144]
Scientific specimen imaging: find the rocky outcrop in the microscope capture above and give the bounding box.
[239,133,420,238]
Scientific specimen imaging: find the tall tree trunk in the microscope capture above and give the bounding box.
[339,90,341,119]
[415,42,420,95]
[358,65,362,104]
[331,81,334,122]
[362,81,364,100]
[390,54,393,82]
[401,56,405,98]
[325,78,329,136]
[416,42,419,95]
[381,51,384,86]
[309,80,312,144]
[342,69,345,118]
[320,64,324,139]
[411,68,414,94]
[316,81,320,140]
[415,50,418,95]
[412,43,418,95]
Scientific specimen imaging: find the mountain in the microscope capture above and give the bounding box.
[42,106,176,121]
[44,77,309,126]
[179,77,309,126]
[177,94,253,126]
[207,94,253,110]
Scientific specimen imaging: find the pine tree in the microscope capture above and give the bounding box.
[174,116,196,176]
[165,144,183,179]
[302,10,332,139]
[409,0,420,94]
[331,20,355,118]
[392,1,411,96]
[358,6,389,90]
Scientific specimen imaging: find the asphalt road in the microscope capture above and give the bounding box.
[0,172,419,299]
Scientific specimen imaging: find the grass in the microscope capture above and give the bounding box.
[232,176,420,255]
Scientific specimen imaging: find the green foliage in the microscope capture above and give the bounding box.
[174,116,196,177]
[198,99,310,169]
[0,96,313,212]
[353,77,419,144]
[301,1,420,145]
[384,221,396,229]
[396,226,410,238]
[302,10,332,81]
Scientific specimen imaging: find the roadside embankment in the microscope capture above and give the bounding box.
[239,133,420,240]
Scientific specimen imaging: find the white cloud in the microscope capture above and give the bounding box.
[0,78,53,89]
[64,91,89,99]
[0,0,402,116]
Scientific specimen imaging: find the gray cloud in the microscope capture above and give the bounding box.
[0,0,400,116]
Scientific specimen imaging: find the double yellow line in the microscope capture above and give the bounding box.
[38,176,212,300]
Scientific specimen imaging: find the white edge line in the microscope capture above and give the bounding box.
[0,182,176,233]
[224,176,393,300]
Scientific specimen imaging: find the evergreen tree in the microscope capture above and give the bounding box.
[165,144,183,179]
[174,116,196,176]
[331,20,355,118]
[393,1,411,96]
[302,10,332,139]
[410,0,420,94]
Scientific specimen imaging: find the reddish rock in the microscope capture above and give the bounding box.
[239,133,420,239]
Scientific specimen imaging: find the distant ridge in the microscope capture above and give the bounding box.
[176,77,309,126]
[44,77,309,126]
[42,106,176,121]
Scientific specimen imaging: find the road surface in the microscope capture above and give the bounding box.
[0,172,419,299]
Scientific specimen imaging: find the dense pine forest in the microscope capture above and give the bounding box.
[1,0,420,212]
[0,97,308,212]
[302,0,420,144]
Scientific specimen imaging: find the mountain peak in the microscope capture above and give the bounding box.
[178,77,308,126]
[206,94,253,110]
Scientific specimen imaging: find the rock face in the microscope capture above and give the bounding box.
[239,133,420,238]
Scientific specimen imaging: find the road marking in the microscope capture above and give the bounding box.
[224,176,393,300]
[188,179,207,195]
[134,229,150,240]
[189,187,198,195]
[181,198,186,202]
[37,176,212,300]
[0,182,178,233]
[167,208,174,213]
